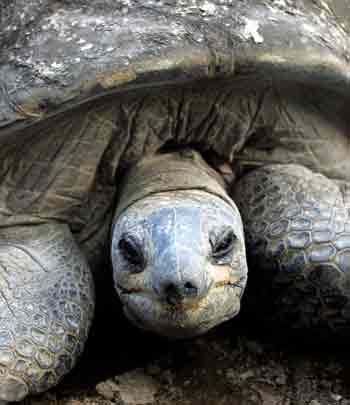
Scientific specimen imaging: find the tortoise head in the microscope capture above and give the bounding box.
[111,151,247,338]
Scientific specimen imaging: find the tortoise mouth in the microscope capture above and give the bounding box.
[124,303,240,339]
[117,280,243,307]
[117,283,243,339]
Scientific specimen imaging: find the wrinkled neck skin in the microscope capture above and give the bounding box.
[111,149,248,339]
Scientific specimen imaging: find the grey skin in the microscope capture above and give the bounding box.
[111,151,247,338]
[1,0,350,403]
[112,191,246,338]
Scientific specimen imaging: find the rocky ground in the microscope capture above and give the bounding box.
[20,280,350,405]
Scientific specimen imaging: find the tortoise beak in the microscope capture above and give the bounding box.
[152,246,209,307]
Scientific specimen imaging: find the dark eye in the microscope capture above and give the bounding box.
[210,229,236,259]
[118,235,145,270]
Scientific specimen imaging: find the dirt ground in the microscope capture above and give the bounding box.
[21,281,350,405]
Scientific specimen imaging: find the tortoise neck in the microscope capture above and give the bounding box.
[114,149,234,218]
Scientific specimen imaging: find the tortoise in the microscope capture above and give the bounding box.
[0,0,350,402]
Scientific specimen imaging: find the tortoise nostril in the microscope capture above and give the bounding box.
[164,283,178,297]
[162,281,199,302]
[184,281,198,296]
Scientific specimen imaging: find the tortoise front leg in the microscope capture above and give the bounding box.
[233,164,350,340]
[0,223,94,402]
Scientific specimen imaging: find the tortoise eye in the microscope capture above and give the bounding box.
[210,228,237,260]
[118,235,145,271]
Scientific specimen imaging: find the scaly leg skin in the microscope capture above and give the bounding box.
[233,164,350,341]
[0,223,94,402]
